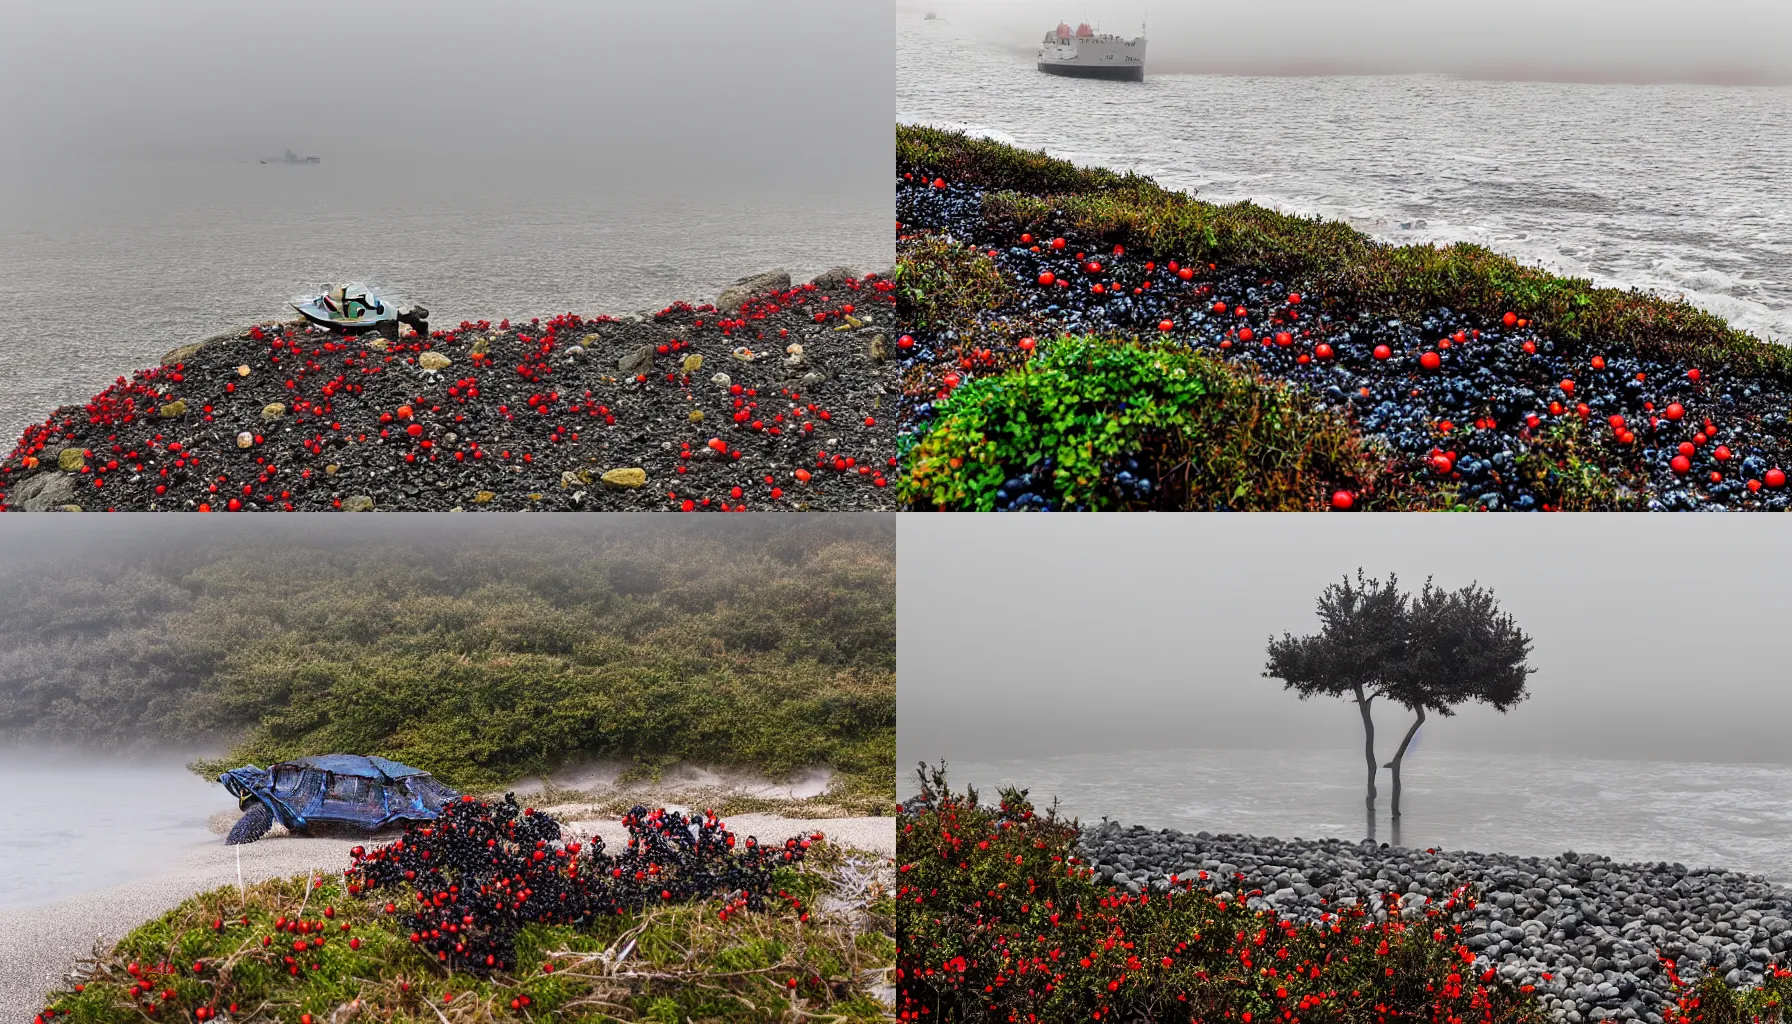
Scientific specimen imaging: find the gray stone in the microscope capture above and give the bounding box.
[618,344,656,374]
[11,471,77,511]
[809,266,860,288]
[716,269,791,312]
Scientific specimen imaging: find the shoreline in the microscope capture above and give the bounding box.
[4,811,895,1022]
[1,267,899,512]
[894,125,1792,511]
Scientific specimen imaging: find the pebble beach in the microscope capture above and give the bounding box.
[1077,820,1792,1023]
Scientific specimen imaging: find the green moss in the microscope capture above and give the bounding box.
[900,333,1429,511]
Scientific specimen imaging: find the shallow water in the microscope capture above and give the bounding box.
[930,746,1792,884]
[899,13,1792,347]
[0,748,220,908]
[0,158,892,445]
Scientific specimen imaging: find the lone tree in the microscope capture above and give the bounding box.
[1264,571,1534,817]
[1379,579,1533,818]
[1262,571,1409,809]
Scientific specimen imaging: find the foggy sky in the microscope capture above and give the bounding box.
[898,514,1792,772]
[0,0,893,195]
[906,0,1792,85]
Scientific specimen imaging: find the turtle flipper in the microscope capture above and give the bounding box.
[226,802,275,845]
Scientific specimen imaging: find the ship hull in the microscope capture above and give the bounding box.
[1037,60,1143,81]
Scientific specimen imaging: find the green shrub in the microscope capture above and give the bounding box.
[0,518,896,799]
[900,334,1425,511]
[895,236,1013,334]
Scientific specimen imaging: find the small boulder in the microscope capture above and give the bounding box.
[717,269,791,312]
[261,403,287,421]
[474,491,496,504]
[600,468,647,490]
[161,341,207,366]
[680,353,704,374]
[341,495,375,512]
[810,266,860,289]
[157,399,188,419]
[56,447,85,472]
[869,334,891,362]
[618,344,656,374]
[418,351,452,371]
[12,471,77,511]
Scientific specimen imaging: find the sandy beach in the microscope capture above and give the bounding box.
[1,812,895,1021]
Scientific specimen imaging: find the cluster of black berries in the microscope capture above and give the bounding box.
[349,794,817,974]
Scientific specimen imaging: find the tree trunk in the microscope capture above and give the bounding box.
[1354,685,1378,808]
[1385,705,1426,819]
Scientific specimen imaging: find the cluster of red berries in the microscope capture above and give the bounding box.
[350,794,818,975]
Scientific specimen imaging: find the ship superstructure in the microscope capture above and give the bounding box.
[1037,21,1146,81]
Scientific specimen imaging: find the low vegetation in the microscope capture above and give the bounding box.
[0,517,895,804]
[34,804,894,1023]
[895,765,1792,1024]
[900,332,1428,511]
[897,124,1787,379]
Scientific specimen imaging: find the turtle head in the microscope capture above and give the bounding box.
[218,765,268,805]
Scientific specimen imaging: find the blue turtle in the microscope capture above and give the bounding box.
[218,754,460,845]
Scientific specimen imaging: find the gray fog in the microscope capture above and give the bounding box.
[0,0,893,191]
[907,0,1792,85]
[898,513,1792,771]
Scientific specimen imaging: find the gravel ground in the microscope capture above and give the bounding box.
[1077,820,1792,1023]
[2,268,899,511]
[897,177,1792,511]
[2,813,894,1021]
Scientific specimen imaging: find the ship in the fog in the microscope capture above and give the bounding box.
[261,149,321,165]
[1037,22,1146,81]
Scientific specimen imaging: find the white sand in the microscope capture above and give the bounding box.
[0,815,893,1021]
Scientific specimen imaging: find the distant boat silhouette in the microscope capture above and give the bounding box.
[261,149,321,165]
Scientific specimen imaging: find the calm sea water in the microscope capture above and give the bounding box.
[0,159,892,445]
[898,13,1792,348]
[930,747,1792,884]
[0,748,220,908]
